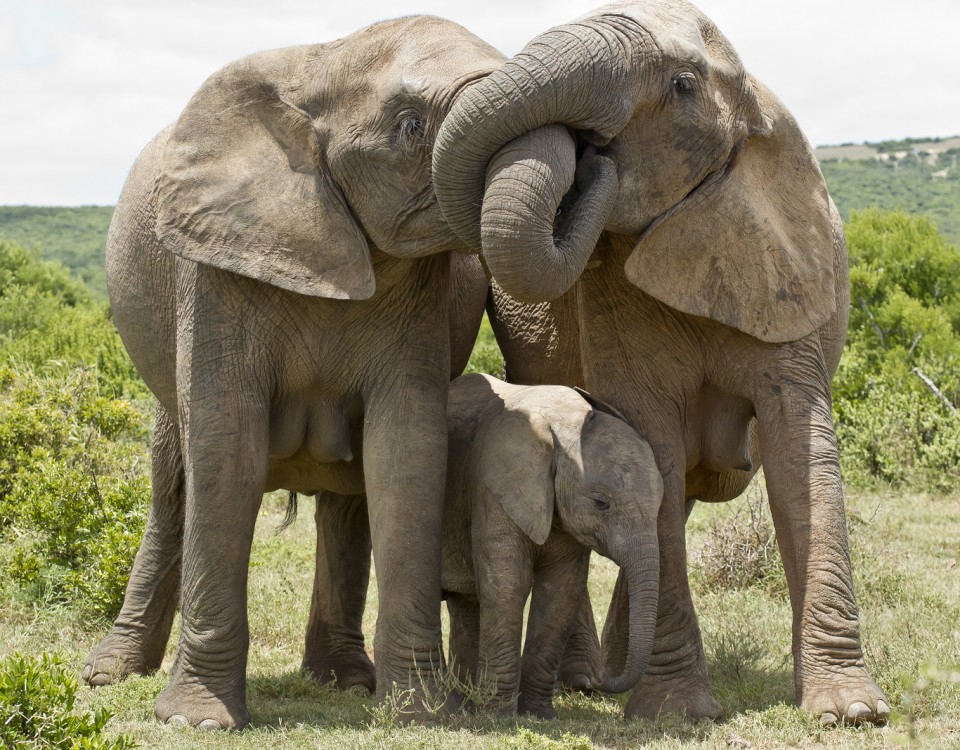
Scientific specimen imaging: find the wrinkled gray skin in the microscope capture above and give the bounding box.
[441,374,662,718]
[83,16,506,730]
[432,0,889,726]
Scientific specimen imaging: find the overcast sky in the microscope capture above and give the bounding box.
[2,0,958,205]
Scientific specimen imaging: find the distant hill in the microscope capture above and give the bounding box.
[1,135,958,299]
[0,206,113,298]
[816,136,960,245]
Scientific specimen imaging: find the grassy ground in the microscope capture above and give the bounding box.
[2,486,958,749]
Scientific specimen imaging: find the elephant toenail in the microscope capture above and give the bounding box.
[89,672,111,687]
[198,719,223,731]
[167,714,189,726]
[846,702,870,721]
[348,684,371,697]
[876,700,890,719]
[819,711,838,726]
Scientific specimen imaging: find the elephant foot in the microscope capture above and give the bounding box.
[83,629,161,686]
[155,673,249,731]
[302,649,376,695]
[624,674,723,721]
[518,694,556,720]
[799,669,890,726]
[558,625,604,693]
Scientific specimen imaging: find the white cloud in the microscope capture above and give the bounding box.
[1,0,957,204]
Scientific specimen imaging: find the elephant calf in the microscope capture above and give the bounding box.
[440,373,662,718]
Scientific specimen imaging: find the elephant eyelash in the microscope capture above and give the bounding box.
[398,114,427,143]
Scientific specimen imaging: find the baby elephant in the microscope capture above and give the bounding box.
[441,373,663,718]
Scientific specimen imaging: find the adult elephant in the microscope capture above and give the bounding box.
[432,0,889,726]
[83,16,506,730]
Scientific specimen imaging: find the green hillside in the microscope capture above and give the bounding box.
[0,206,113,298]
[817,136,960,245]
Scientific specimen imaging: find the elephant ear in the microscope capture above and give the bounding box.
[154,46,375,299]
[624,77,835,343]
[573,387,627,422]
[481,409,556,546]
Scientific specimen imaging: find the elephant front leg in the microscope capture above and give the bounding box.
[615,461,722,721]
[361,386,448,720]
[475,555,533,715]
[302,491,375,694]
[153,383,268,731]
[519,537,591,719]
[755,342,889,725]
[84,405,183,686]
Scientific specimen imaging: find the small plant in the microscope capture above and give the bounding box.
[692,481,785,594]
[505,727,594,750]
[0,652,136,749]
[364,684,418,729]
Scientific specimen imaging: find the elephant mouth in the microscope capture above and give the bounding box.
[635,141,743,244]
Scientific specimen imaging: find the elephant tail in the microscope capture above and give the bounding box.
[277,491,299,533]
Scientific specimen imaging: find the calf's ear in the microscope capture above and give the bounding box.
[481,410,555,546]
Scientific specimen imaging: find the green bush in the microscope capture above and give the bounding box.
[833,209,960,490]
[0,239,151,619]
[0,364,150,618]
[0,240,145,400]
[0,652,136,749]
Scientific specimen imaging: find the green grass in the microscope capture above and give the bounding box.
[3,486,957,749]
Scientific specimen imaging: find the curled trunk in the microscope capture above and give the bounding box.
[433,19,638,302]
[598,542,659,694]
[481,126,618,302]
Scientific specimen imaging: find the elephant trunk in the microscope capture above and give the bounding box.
[480,126,618,302]
[597,541,659,695]
[432,19,639,301]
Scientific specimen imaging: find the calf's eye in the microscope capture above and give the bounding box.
[591,495,611,512]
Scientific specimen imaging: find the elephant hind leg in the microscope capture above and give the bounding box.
[84,404,183,686]
[302,491,375,695]
[558,596,603,692]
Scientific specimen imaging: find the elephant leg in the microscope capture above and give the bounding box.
[153,367,268,730]
[753,340,888,725]
[302,491,375,695]
[557,596,604,693]
[361,384,448,719]
[519,538,591,719]
[84,403,183,686]
[475,561,532,715]
[446,595,481,689]
[613,448,722,721]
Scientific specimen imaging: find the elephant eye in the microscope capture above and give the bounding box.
[672,73,696,96]
[590,495,611,512]
[398,114,427,142]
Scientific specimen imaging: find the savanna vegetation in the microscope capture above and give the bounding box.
[0,202,958,748]
[820,142,960,245]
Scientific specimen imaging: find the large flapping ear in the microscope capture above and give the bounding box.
[624,77,835,343]
[481,409,556,545]
[154,47,375,299]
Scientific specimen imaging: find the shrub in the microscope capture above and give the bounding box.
[833,210,960,491]
[691,481,785,594]
[0,652,136,749]
[0,364,150,619]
